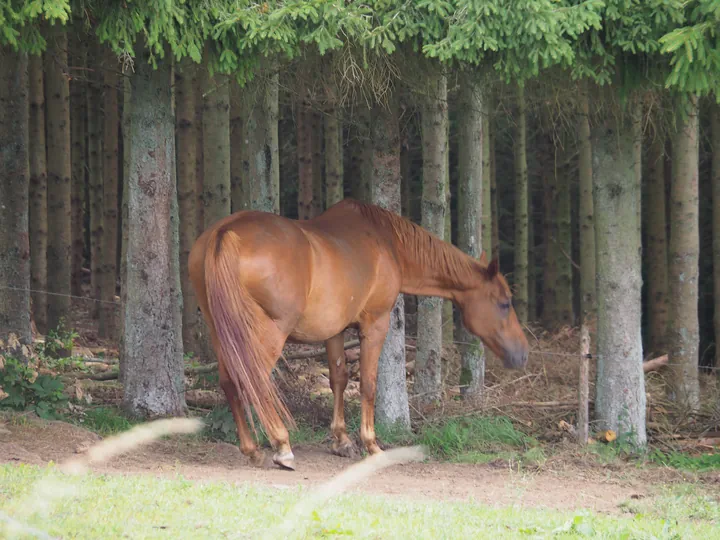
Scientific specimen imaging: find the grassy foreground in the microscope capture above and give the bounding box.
[1,463,717,539]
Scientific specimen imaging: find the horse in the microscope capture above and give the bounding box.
[189,198,529,471]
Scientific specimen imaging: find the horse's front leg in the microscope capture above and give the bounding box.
[358,313,391,456]
[326,333,358,457]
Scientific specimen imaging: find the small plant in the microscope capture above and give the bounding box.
[0,356,68,419]
[37,319,79,359]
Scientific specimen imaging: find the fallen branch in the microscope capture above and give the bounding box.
[643,354,668,373]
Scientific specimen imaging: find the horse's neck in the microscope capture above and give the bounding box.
[391,225,482,301]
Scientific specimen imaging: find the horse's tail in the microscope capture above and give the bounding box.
[203,227,295,433]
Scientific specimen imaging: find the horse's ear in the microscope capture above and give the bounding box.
[486,257,499,280]
[479,250,488,264]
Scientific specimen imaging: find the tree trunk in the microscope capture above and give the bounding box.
[0,47,31,345]
[45,31,73,331]
[325,84,343,208]
[195,82,204,234]
[119,74,131,384]
[28,53,48,335]
[490,114,499,261]
[482,97,493,260]
[70,36,87,298]
[201,54,231,227]
[87,41,103,317]
[513,86,529,323]
[123,45,185,417]
[712,105,720,377]
[556,140,574,326]
[645,128,669,353]
[229,79,250,212]
[578,89,596,326]
[667,95,700,410]
[311,110,324,216]
[369,93,411,430]
[252,69,280,213]
[542,134,558,327]
[176,59,200,355]
[456,76,485,400]
[415,71,448,405]
[592,106,646,447]
[297,96,313,219]
[443,123,453,347]
[99,48,119,339]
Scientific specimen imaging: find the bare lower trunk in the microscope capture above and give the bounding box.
[87,41,103,317]
[311,110,324,217]
[542,134,558,327]
[45,31,73,331]
[645,128,669,353]
[119,75,131,384]
[578,89,596,326]
[99,48,119,339]
[443,131,453,347]
[712,105,720,377]
[297,96,313,219]
[176,59,199,354]
[0,47,31,344]
[28,53,48,335]
[325,84,343,208]
[556,139,574,326]
[252,69,280,213]
[592,105,646,447]
[229,79,249,212]
[415,71,448,405]
[123,44,185,417]
[70,36,87,297]
[667,95,700,410]
[482,96,493,260]
[457,76,485,400]
[369,93,411,429]
[358,107,373,202]
[490,116,499,261]
[513,86,529,322]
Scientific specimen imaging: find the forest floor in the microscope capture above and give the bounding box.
[2,294,720,536]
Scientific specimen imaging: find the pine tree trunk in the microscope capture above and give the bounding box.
[119,75,131,384]
[369,93,411,429]
[123,44,185,417]
[400,134,411,218]
[556,140,574,326]
[457,76,485,401]
[229,79,249,212]
[443,127,453,347]
[482,98,493,260]
[87,41,103,317]
[490,115,499,261]
[712,105,720,377]
[297,96,313,219]
[28,53,48,335]
[668,95,700,410]
[45,31,73,331]
[252,69,280,213]
[195,84,204,234]
[311,110,324,216]
[325,85,343,208]
[645,128,669,353]
[176,59,200,355]
[70,36,87,297]
[542,135,558,327]
[513,87,529,323]
[415,71,448,405]
[99,48,119,339]
[592,107,646,447]
[0,47,31,345]
[202,55,231,227]
[578,89,596,326]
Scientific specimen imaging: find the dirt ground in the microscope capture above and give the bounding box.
[2,414,715,516]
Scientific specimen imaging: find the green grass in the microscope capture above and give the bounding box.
[0,463,717,539]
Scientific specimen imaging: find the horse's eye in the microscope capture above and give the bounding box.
[499,301,511,311]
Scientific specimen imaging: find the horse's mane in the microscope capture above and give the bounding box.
[346,199,485,290]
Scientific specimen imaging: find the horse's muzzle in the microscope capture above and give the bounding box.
[502,344,529,370]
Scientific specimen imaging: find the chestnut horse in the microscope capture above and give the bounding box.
[189,198,529,470]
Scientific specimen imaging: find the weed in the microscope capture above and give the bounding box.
[0,357,68,419]
[36,319,78,359]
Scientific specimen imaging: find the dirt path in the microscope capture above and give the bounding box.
[0,417,679,515]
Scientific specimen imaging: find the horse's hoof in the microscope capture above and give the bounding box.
[272,451,296,471]
[331,441,359,459]
[249,450,266,468]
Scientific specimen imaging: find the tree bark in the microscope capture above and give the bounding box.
[456,76,485,400]
[592,106,646,447]
[87,41,103,317]
[230,78,250,212]
[578,88,596,326]
[297,95,313,219]
[415,71,448,405]
[251,69,280,213]
[201,54,231,228]
[645,127,669,353]
[176,59,200,355]
[119,74,131,384]
[490,113,499,262]
[28,53,48,335]
[0,47,31,345]
[542,134,558,327]
[70,35,87,298]
[369,93,411,430]
[443,121,453,347]
[712,105,720,378]
[556,139,574,326]
[513,86,529,323]
[123,45,185,417]
[45,31,73,331]
[325,81,343,208]
[99,47,119,339]
[482,96,493,260]
[667,95,700,410]
[311,109,324,217]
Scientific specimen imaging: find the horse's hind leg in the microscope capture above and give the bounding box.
[326,333,358,458]
[218,362,266,467]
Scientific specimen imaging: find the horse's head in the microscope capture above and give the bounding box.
[457,252,529,369]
